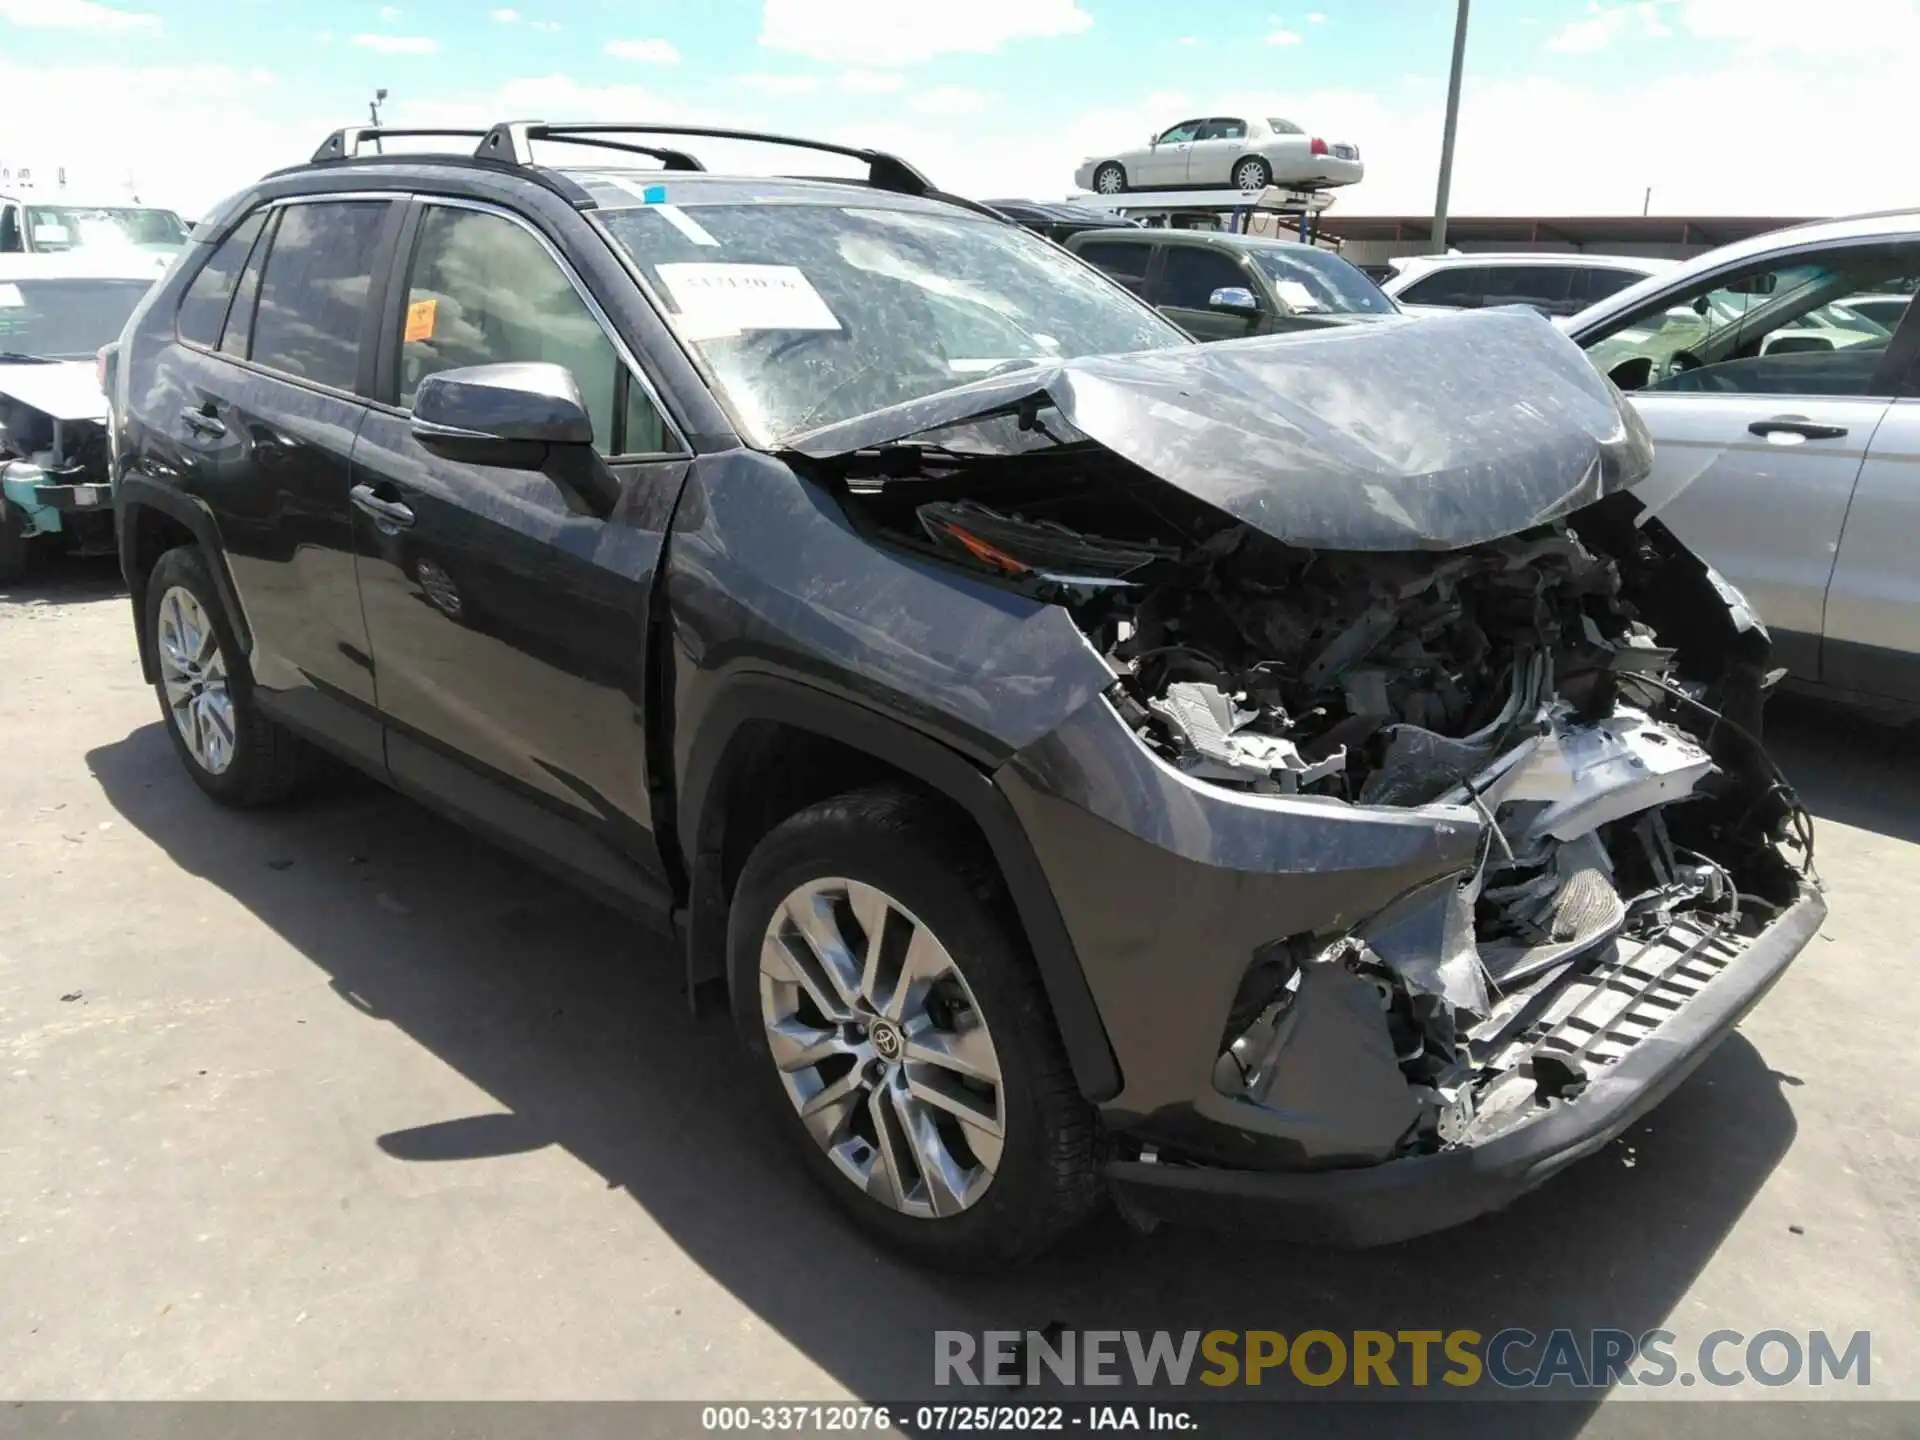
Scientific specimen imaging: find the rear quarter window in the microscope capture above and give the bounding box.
[175,210,267,347]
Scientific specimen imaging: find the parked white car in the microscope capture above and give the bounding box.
[1562,212,1920,712]
[0,192,191,258]
[1074,116,1363,196]
[1383,253,1677,318]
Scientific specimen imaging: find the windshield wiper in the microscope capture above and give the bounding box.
[0,351,56,364]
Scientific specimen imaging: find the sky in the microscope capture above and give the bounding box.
[1,0,1915,221]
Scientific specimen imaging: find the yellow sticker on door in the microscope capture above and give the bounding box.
[404,298,437,343]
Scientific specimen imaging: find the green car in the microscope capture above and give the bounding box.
[1063,227,1400,341]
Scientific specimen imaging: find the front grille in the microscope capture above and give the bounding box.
[1495,916,1745,1071]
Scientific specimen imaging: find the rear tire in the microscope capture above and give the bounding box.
[1092,162,1128,195]
[0,496,33,584]
[1233,155,1273,191]
[728,786,1101,1269]
[145,545,324,807]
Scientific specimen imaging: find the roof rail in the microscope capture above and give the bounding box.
[312,127,491,163]
[474,121,935,197]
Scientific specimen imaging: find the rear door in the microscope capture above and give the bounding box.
[1152,244,1265,341]
[1573,239,1920,682]
[131,194,399,767]
[1187,119,1246,187]
[348,196,691,911]
[1822,292,1920,700]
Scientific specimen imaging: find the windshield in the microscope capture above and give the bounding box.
[26,205,189,255]
[0,278,152,359]
[1249,246,1396,314]
[599,201,1187,443]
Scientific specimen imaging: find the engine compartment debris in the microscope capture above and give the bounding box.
[840,457,1812,1161]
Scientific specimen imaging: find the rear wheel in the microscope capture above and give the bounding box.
[145,545,324,806]
[728,787,1100,1268]
[1092,162,1127,195]
[1233,155,1273,191]
[0,496,33,584]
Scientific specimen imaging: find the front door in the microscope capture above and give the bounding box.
[349,199,691,910]
[1577,239,1920,681]
[1143,121,1202,186]
[1153,245,1267,342]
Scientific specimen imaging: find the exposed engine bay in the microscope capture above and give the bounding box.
[841,454,1814,1162]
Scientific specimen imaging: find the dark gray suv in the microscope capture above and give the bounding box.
[107,121,1822,1268]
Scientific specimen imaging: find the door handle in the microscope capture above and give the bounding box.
[1748,417,1848,442]
[180,405,226,438]
[350,482,415,530]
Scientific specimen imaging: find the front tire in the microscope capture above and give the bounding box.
[1092,162,1128,195]
[728,787,1100,1268]
[1233,155,1273,191]
[145,545,323,807]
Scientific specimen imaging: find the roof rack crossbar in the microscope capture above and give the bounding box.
[475,121,934,197]
[519,134,705,171]
[312,127,492,163]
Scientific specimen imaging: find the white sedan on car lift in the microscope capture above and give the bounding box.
[1074,115,1363,196]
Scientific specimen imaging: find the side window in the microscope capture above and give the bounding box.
[219,210,275,359]
[398,205,667,456]
[1074,241,1153,297]
[175,210,267,348]
[1212,118,1248,140]
[1400,266,1487,308]
[251,201,389,391]
[1576,267,1642,305]
[1481,265,1577,315]
[0,206,19,253]
[1582,242,1920,397]
[1160,247,1254,310]
[1157,121,1203,144]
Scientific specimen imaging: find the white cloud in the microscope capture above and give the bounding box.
[910,85,988,115]
[351,32,437,53]
[839,68,905,93]
[758,0,1091,65]
[490,6,518,18]
[378,4,401,20]
[1266,28,1304,45]
[1307,10,1327,20]
[0,0,158,31]
[1176,35,1199,45]
[735,71,824,95]
[606,37,681,63]
[1678,0,1918,56]
[1547,1,1671,53]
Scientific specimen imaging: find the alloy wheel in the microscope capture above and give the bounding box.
[1096,167,1124,195]
[759,877,1006,1218]
[1235,159,1268,191]
[157,584,236,775]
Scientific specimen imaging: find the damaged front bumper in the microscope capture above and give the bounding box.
[996,689,1823,1246]
[1105,884,1822,1246]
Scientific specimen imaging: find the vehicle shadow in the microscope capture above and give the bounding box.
[86,722,1803,1430]
[0,551,125,608]
[1765,693,1920,845]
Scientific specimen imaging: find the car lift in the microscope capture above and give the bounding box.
[1064,184,1339,244]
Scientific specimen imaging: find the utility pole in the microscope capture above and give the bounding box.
[1431,0,1470,253]
[1642,185,1652,216]
[369,88,389,153]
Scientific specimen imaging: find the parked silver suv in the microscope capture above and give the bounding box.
[1563,211,1920,716]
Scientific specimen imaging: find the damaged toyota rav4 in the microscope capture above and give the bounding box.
[113,126,1822,1270]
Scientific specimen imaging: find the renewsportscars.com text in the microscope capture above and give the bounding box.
[934,1328,1871,1391]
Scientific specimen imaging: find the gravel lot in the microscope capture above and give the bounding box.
[3,558,1916,1427]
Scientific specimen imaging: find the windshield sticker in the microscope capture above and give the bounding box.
[403,297,437,343]
[653,204,719,247]
[0,283,21,309]
[1275,280,1324,312]
[656,263,840,338]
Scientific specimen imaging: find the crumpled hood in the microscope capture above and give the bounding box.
[0,361,108,423]
[788,308,1654,551]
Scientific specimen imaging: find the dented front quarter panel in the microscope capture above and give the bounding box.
[995,692,1483,1151]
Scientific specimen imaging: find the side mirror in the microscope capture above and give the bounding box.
[1149,133,1161,147]
[410,362,620,518]
[1208,285,1261,315]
